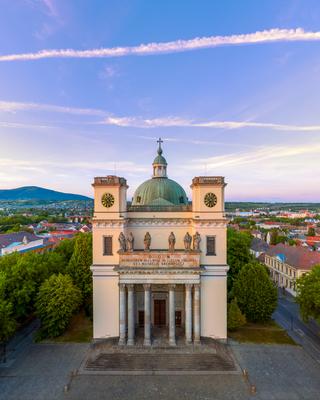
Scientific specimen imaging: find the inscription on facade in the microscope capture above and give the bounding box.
[119,252,200,268]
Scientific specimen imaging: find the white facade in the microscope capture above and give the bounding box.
[91,143,229,344]
[1,237,44,256]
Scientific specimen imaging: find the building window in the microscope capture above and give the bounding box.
[136,196,141,203]
[179,196,184,204]
[206,236,216,256]
[103,236,113,255]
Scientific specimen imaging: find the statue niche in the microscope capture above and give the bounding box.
[126,232,134,252]
[168,232,176,252]
[184,232,192,251]
[144,232,151,251]
[118,232,126,252]
[193,232,201,251]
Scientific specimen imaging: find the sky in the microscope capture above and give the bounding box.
[1,0,320,202]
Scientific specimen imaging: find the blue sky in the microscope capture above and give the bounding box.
[1,0,320,201]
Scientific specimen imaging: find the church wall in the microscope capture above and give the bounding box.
[93,225,124,265]
[200,275,227,340]
[92,268,119,339]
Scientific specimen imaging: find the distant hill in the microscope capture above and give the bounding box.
[0,186,91,201]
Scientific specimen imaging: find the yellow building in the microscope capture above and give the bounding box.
[91,140,228,345]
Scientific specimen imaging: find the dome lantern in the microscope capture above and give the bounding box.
[152,138,167,178]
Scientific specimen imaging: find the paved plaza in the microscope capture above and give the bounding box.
[1,339,320,400]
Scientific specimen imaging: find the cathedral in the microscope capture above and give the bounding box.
[91,139,228,345]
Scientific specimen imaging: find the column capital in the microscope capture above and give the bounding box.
[143,284,151,290]
[127,284,135,291]
[185,284,193,290]
[194,283,201,291]
[118,283,126,290]
[168,284,176,290]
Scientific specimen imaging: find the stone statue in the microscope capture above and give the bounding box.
[126,232,134,252]
[118,232,126,252]
[144,232,151,251]
[168,232,176,252]
[184,232,192,251]
[193,232,201,251]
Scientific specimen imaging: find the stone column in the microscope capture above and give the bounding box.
[193,284,200,344]
[118,283,126,345]
[168,284,176,346]
[127,284,135,346]
[185,284,192,344]
[144,284,151,346]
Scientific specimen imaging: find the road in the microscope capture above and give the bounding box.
[273,291,320,364]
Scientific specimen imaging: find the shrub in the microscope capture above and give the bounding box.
[227,298,246,331]
[36,274,82,338]
[232,262,277,322]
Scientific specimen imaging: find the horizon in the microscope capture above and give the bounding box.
[1,1,320,202]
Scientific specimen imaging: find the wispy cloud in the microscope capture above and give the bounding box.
[189,142,320,170]
[1,28,320,62]
[2,100,320,133]
[102,115,320,132]
[0,101,106,117]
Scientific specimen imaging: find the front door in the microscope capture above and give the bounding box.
[154,299,166,326]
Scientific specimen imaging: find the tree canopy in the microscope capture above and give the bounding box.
[232,262,277,322]
[296,265,320,324]
[36,273,82,338]
[227,228,252,291]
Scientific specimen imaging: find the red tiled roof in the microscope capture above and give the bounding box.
[266,243,320,270]
[49,230,77,236]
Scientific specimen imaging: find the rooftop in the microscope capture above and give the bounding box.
[266,243,320,270]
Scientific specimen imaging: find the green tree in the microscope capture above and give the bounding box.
[232,262,277,322]
[55,237,76,267]
[269,229,286,245]
[307,227,316,237]
[36,273,82,338]
[227,298,246,331]
[0,300,16,343]
[296,265,320,324]
[67,234,92,300]
[227,228,252,291]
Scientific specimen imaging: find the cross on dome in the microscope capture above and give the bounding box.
[157,137,163,155]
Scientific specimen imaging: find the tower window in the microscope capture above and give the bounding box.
[103,236,113,255]
[206,236,216,256]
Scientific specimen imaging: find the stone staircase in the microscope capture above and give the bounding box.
[85,352,236,372]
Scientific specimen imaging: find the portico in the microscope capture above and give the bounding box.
[116,249,201,346]
[117,282,201,346]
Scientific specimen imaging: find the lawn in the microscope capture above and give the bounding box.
[228,320,296,345]
[50,311,93,343]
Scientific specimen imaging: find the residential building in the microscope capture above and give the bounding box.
[264,243,320,295]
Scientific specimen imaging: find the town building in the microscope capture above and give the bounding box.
[0,231,54,256]
[264,243,320,295]
[91,140,229,345]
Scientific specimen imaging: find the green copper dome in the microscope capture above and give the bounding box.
[132,177,188,206]
[132,138,188,206]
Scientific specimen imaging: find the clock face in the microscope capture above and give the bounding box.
[204,192,217,208]
[101,193,115,208]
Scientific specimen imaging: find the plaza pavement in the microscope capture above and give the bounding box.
[1,340,320,400]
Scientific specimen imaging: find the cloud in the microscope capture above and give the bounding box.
[101,115,320,132]
[0,101,106,117]
[2,100,320,133]
[189,142,320,170]
[1,28,320,62]
[0,158,148,174]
